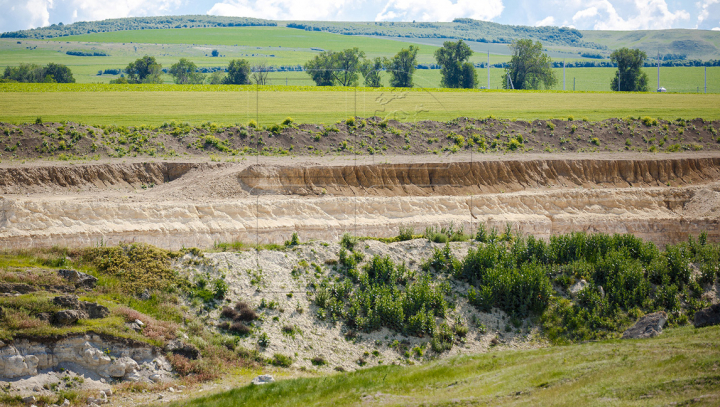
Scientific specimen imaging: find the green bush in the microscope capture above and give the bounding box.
[270,353,293,367]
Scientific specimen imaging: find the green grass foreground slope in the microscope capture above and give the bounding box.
[171,324,720,407]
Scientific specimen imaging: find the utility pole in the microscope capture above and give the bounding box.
[487,50,490,90]
[657,49,660,91]
[563,59,566,91]
[573,77,576,91]
[705,66,707,93]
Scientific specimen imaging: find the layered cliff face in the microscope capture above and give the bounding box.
[237,157,720,196]
[1,156,718,249]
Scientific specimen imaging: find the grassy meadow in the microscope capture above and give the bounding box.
[170,325,720,407]
[0,84,718,126]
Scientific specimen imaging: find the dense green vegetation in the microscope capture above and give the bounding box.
[611,48,650,92]
[2,62,74,83]
[503,39,557,90]
[311,228,718,347]
[173,324,720,407]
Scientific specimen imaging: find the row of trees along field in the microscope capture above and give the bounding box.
[1,40,653,91]
[1,63,75,83]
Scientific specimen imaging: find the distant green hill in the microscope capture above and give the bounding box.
[0,15,276,39]
[581,29,720,60]
[3,15,720,61]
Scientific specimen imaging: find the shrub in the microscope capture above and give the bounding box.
[282,117,293,126]
[285,232,300,247]
[311,356,327,366]
[346,117,356,127]
[547,122,555,131]
[398,225,414,241]
[270,353,293,367]
[641,117,657,127]
[340,233,358,251]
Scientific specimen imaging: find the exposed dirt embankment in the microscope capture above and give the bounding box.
[0,162,226,194]
[238,157,720,196]
[1,155,718,250]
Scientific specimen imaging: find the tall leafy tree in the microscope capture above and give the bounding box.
[434,40,476,88]
[304,51,336,86]
[43,63,75,83]
[223,59,251,85]
[331,48,365,86]
[304,48,364,86]
[169,58,204,84]
[610,48,649,92]
[502,39,556,90]
[125,55,162,84]
[360,57,384,87]
[386,45,419,88]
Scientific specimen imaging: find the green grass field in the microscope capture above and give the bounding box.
[169,325,720,407]
[1,84,718,125]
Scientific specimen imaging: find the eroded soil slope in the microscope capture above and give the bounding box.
[1,154,718,250]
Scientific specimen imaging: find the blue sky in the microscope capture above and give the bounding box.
[1,0,718,34]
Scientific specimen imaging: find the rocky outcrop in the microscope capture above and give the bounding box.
[694,304,720,328]
[0,334,171,381]
[622,312,668,339]
[51,295,109,324]
[58,269,97,289]
[164,339,199,360]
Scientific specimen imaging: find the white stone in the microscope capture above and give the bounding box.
[134,319,145,327]
[568,279,588,297]
[251,375,275,385]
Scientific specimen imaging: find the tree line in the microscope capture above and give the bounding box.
[1,63,75,83]
[0,40,666,92]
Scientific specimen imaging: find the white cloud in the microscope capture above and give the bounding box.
[569,0,689,30]
[0,0,183,32]
[67,0,182,22]
[534,16,555,26]
[207,0,354,20]
[572,7,598,21]
[0,0,52,32]
[713,26,720,30]
[374,0,504,22]
[696,0,719,26]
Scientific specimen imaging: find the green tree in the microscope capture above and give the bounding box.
[434,40,476,88]
[360,57,384,87]
[304,51,336,86]
[125,55,162,84]
[207,70,226,85]
[224,59,251,85]
[610,48,649,92]
[43,63,75,83]
[304,48,365,87]
[211,49,219,57]
[331,48,365,86]
[169,58,205,84]
[502,39,556,90]
[2,64,45,83]
[386,45,419,88]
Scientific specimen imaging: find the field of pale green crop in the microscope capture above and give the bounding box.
[1,83,718,126]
